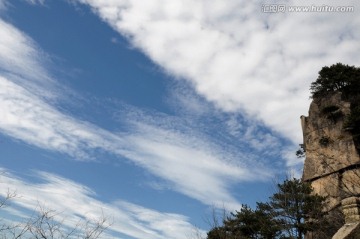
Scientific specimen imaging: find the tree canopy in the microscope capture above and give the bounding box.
[269,178,326,239]
[206,178,327,239]
[310,63,360,99]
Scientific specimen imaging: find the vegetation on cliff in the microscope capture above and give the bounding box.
[310,63,360,152]
[310,63,360,99]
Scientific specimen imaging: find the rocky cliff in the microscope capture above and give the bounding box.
[302,91,360,211]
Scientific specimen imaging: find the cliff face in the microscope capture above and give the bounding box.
[302,92,360,210]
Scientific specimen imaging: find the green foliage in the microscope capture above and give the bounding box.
[225,204,257,238]
[228,204,281,239]
[295,144,305,158]
[310,63,360,152]
[253,202,282,239]
[207,179,327,239]
[207,226,228,239]
[207,203,281,239]
[269,178,326,239]
[310,63,360,99]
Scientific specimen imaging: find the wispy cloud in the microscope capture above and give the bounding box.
[0,71,270,208]
[0,19,45,81]
[75,0,360,144]
[0,76,128,160]
[125,123,251,209]
[0,16,275,209]
[0,19,65,101]
[0,168,202,239]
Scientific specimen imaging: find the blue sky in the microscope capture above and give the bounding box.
[0,0,359,238]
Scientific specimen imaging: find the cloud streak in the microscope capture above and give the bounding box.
[0,19,55,97]
[0,76,128,160]
[0,70,261,208]
[125,123,256,210]
[0,168,202,239]
[75,0,360,143]
[0,16,274,209]
[0,70,270,208]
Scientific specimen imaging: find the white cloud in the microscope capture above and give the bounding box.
[125,124,252,210]
[114,98,276,208]
[0,18,273,209]
[0,19,45,82]
[0,168,202,239]
[0,75,129,160]
[0,19,63,101]
[0,72,266,208]
[75,0,360,144]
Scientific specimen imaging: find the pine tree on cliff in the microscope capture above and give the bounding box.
[310,63,360,152]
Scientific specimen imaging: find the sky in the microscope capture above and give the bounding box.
[0,0,359,238]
